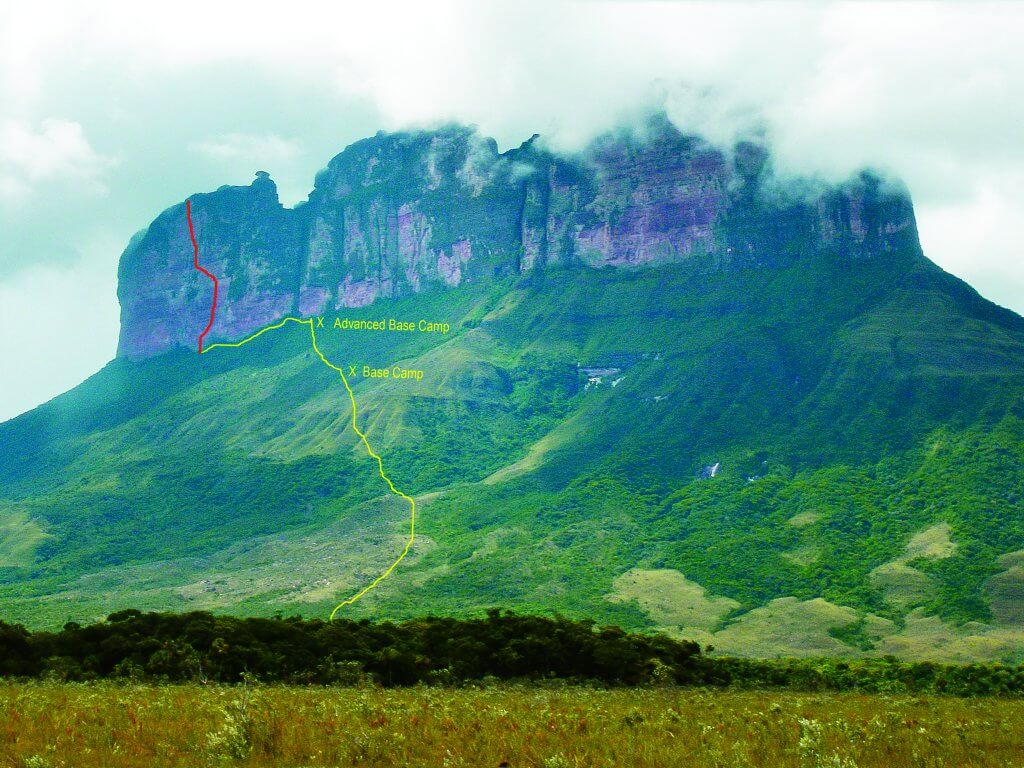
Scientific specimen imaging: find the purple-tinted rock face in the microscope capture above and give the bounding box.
[116,118,920,360]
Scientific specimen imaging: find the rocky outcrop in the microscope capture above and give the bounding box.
[116,116,921,359]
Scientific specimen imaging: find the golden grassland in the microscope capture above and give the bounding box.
[2,683,1024,767]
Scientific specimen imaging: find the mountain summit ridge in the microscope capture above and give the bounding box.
[116,117,918,360]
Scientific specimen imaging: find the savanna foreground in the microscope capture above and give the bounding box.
[2,684,1022,768]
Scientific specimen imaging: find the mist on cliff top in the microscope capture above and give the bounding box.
[0,0,1021,420]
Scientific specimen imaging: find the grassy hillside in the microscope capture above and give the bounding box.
[2,247,1023,660]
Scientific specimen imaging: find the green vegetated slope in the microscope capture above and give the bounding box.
[2,246,1024,661]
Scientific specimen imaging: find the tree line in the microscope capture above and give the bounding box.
[1,609,1022,695]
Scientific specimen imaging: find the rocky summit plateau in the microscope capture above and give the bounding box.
[117,116,915,359]
[3,115,1024,662]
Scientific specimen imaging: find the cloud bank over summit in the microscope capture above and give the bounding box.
[0,0,1021,420]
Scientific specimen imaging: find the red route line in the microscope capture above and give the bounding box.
[187,199,219,354]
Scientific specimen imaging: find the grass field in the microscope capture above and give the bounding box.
[1,683,1022,767]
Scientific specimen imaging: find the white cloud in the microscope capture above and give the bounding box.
[0,119,116,203]
[0,5,73,111]
[189,133,301,163]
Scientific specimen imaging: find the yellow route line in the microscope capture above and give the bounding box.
[202,316,309,351]
[202,316,416,621]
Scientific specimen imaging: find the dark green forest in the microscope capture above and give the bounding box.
[2,610,1022,696]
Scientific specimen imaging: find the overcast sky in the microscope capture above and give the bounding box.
[1,0,1021,421]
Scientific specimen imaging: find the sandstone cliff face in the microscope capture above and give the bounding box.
[116,118,920,359]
